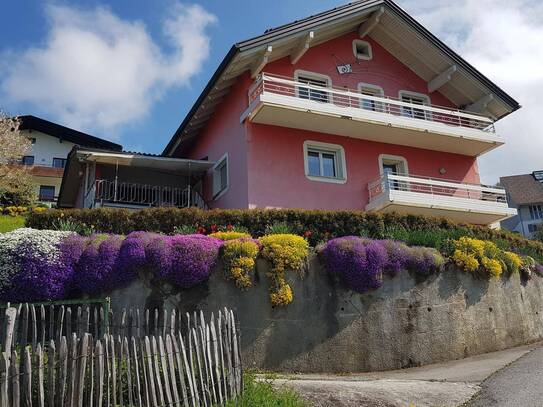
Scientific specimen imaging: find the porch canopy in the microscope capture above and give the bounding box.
[78,149,215,173]
[58,147,215,208]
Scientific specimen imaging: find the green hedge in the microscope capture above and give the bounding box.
[26,207,543,261]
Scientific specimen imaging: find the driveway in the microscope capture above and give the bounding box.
[266,342,542,406]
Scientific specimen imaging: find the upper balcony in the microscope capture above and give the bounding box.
[242,73,502,157]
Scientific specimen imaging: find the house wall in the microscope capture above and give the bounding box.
[182,74,253,209]
[245,32,479,209]
[247,124,479,209]
[515,205,543,238]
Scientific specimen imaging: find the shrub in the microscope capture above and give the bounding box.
[225,374,306,407]
[222,238,260,289]
[259,234,309,306]
[319,237,387,293]
[407,246,445,276]
[148,234,223,289]
[210,231,251,241]
[0,228,75,301]
[26,208,543,263]
[52,218,95,236]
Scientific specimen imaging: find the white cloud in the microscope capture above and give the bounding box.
[0,3,216,133]
[401,0,543,183]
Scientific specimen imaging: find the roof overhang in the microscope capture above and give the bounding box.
[163,0,520,157]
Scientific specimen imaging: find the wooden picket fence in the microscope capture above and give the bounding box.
[0,306,242,406]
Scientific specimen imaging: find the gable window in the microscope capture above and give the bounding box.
[303,141,346,183]
[295,71,331,103]
[358,83,385,112]
[352,40,372,60]
[52,158,67,168]
[39,185,55,201]
[529,204,543,220]
[399,91,430,120]
[22,156,34,165]
[212,154,228,199]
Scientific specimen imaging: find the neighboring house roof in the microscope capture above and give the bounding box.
[163,0,520,157]
[19,115,122,151]
[500,173,543,205]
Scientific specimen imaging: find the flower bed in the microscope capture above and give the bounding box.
[0,226,541,305]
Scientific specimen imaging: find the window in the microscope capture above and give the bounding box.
[399,91,430,120]
[212,154,228,199]
[528,224,540,233]
[379,154,408,191]
[352,40,372,60]
[358,83,384,112]
[303,141,346,183]
[22,156,34,165]
[39,186,55,201]
[295,71,331,103]
[529,204,543,220]
[52,158,67,168]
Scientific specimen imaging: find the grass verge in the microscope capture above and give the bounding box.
[0,215,26,233]
[224,374,306,406]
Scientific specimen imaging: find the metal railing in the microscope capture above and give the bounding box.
[249,73,496,133]
[368,172,508,203]
[94,179,208,209]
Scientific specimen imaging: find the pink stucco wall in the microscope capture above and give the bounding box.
[247,124,479,209]
[184,74,253,209]
[182,30,481,210]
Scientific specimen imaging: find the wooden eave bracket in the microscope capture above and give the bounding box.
[428,65,457,93]
[290,31,315,65]
[358,7,385,38]
[466,94,494,113]
[251,45,273,78]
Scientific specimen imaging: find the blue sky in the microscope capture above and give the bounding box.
[1,1,345,153]
[1,0,542,182]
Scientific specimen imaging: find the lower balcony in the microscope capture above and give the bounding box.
[365,173,517,225]
[91,179,208,210]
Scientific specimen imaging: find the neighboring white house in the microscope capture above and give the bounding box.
[500,171,543,239]
[18,115,122,203]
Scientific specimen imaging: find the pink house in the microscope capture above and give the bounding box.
[60,0,519,225]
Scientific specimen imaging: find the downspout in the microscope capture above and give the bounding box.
[187,162,192,207]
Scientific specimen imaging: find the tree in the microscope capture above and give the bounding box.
[0,110,36,206]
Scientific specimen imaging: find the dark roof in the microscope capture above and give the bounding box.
[500,173,543,205]
[162,0,520,156]
[19,115,122,151]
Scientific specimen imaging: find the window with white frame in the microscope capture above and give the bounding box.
[295,71,331,103]
[352,40,372,60]
[303,141,346,183]
[358,83,384,112]
[399,91,430,120]
[212,154,228,199]
[529,204,543,220]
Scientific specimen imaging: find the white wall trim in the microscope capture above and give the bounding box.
[378,154,409,175]
[303,140,347,184]
[352,39,373,60]
[212,153,229,200]
[358,82,384,95]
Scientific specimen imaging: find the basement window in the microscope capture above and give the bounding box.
[353,40,372,60]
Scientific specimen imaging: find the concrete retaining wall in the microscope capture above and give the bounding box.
[110,254,543,373]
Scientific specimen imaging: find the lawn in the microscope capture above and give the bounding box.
[224,374,306,407]
[0,216,26,233]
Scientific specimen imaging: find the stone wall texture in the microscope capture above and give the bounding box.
[110,255,543,373]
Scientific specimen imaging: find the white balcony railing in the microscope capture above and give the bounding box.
[248,73,496,133]
[94,179,208,209]
[368,173,507,204]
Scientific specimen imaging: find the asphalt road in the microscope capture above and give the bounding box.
[466,345,543,406]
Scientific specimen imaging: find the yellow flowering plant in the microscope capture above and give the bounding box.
[259,234,309,306]
[210,231,251,241]
[221,238,260,289]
